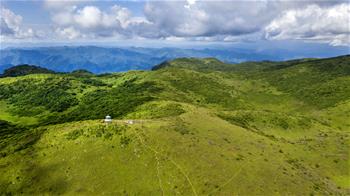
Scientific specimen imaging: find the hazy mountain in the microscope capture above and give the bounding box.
[2,46,348,74]
[0,46,281,73]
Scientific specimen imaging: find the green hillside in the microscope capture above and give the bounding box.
[0,64,56,78]
[0,56,349,195]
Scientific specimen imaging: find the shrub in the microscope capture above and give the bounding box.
[0,77,78,115]
[45,81,161,124]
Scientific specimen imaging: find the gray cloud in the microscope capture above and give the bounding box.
[264,3,350,46]
[143,1,349,37]
[144,1,276,37]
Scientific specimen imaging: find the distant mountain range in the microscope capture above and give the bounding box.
[0,46,348,73]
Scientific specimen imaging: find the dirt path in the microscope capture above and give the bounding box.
[207,166,243,195]
[133,128,198,196]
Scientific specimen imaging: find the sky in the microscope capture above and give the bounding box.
[0,0,349,51]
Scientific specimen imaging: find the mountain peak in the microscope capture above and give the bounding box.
[0,64,55,77]
[152,57,225,71]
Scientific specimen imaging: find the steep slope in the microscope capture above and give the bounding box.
[0,55,349,195]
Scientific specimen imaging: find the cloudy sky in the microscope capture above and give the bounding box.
[0,0,349,48]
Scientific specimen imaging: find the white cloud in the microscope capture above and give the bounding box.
[0,7,37,40]
[50,4,148,39]
[55,26,82,40]
[0,7,22,35]
[74,6,103,28]
[0,17,15,36]
[264,3,350,46]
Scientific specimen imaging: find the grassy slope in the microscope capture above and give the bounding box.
[0,56,349,195]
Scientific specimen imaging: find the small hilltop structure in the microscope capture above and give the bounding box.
[104,115,112,123]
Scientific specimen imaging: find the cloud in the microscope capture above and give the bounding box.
[4,0,349,46]
[73,6,104,28]
[143,1,276,37]
[55,26,82,39]
[50,4,149,39]
[141,0,349,45]
[264,3,350,46]
[48,1,289,40]
[0,7,22,36]
[0,17,15,35]
[0,7,37,40]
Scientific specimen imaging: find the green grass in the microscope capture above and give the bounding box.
[0,101,38,125]
[0,55,349,195]
[1,106,348,195]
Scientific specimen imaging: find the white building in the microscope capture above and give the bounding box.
[104,115,112,123]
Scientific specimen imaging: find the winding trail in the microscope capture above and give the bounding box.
[155,152,165,196]
[207,166,243,195]
[132,127,198,196]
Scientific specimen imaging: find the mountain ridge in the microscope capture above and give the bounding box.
[0,64,56,78]
[2,46,348,74]
[0,56,349,195]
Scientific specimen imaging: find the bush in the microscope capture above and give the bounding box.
[120,135,131,146]
[45,81,161,124]
[0,120,44,154]
[218,113,254,130]
[0,77,78,115]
